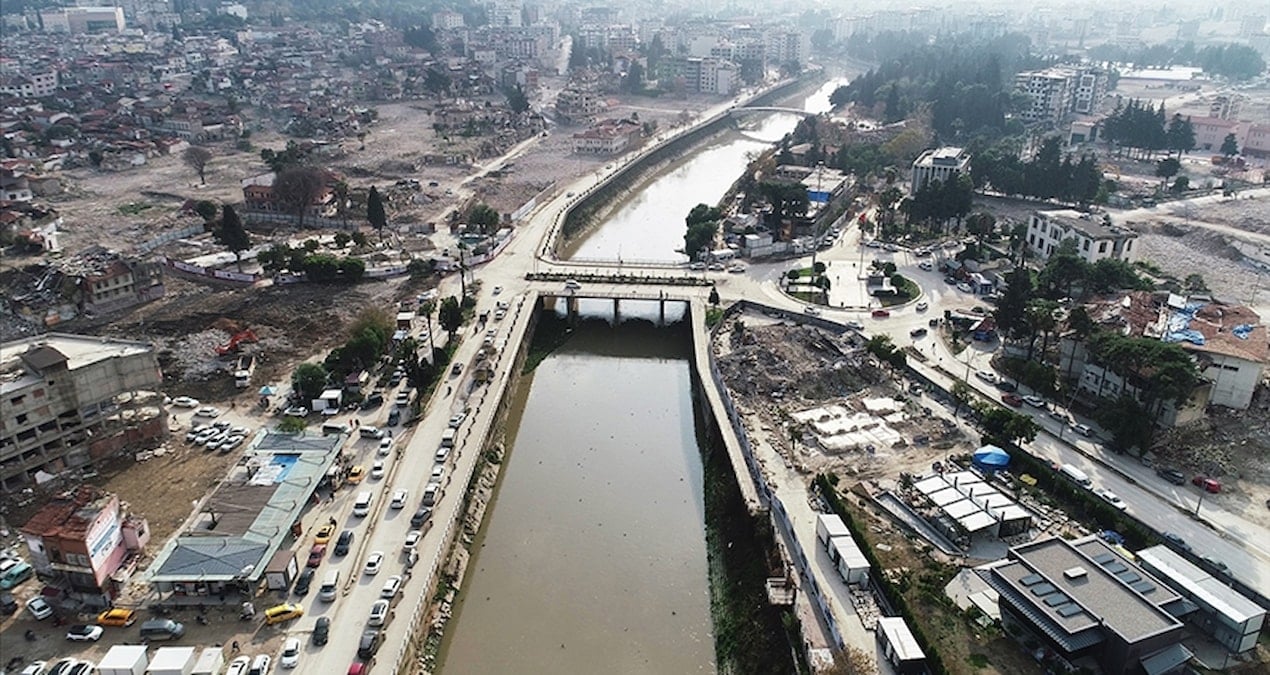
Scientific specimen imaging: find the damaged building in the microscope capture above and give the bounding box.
[7,246,165,327]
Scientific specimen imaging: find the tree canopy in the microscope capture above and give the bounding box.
[366,186,386,237]
[214,204,252,268]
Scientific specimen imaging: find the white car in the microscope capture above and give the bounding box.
[492,285,502,295]
[1022,395,1047,408]
[1071,423,1094,437]
[380,574,402,598]
[27,596,53,620]
[957,282,974,293]
[186,425,210,442]
[430,465,445,484]
[448,412,467,429]
[390,489,408,509]
[377,437,394,456]
[248,654,270,675]
[368,599,389,627]
[279,637,301,669]
[845,320,864,330]
[225,656,251,675]
[194,406,221,418]
[283,406,308,417]
[803,306,821,317]
[918,260,934,271]
[403,530,422,552]
[1095,489,1128,511]
[974,370,998,385]
[494,309,507,321]
[171,396,200,408]
[65,624,103,641]
[364,551,384,575]
[915,301,929,311]
[370,460,386,480]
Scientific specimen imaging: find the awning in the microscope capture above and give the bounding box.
[1140,643,1192,675]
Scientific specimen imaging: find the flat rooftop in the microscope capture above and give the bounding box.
[1136,545,1265,625]
[1,333,154,395]
[994,537,1181,643]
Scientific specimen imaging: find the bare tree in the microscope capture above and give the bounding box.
[820,647,876,675]
[183,146,213,184]
[273,166,326,228]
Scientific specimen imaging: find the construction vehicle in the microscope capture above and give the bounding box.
[234,355,256,388]
[215,329,258,356]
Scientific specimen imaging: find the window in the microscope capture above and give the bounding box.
[1098,242,1108,253]
[1083,239,1090,251]
[11,395,25,406]
[1125,240,1133,250]
[33,389,45,398]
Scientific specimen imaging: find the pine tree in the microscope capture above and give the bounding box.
[367,186,386,240]
[215,204,252,270]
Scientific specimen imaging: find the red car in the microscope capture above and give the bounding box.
[307,544,327,568]
[1001,393,1023,407]
[1192,476,1222,493]
[871,309,890,318]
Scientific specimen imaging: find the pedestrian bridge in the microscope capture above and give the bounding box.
[727,106,819,118]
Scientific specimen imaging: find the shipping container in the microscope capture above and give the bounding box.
[98,644,149,675]
[816,514,849,549]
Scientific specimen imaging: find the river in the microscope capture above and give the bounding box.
[565,77,849,263]
[439,77,845,674]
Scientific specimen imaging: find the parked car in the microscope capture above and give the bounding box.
[65,625,103,642]
[845,320,864,330]
[386,408,401,426]
[1070,423,1094,437]
[360,393,384,410]
[871,309,890,318]
[1001,393,1024,407]
[171,396,200,408]
[283,406,308,417]
[448,413,467,428]
[1022,395,1047,409]
[411,507,432,529]
[403,530,422,553]
[27,596,53,620]
[280,637,301,669]
[957,282,974,293]
[915,301,929,311]
[380,575,402,599]
[248,654,270,675]
[1162,532,1191,552]
[803,306,821,317]
[226,656,251,675]
[195,406,221,418]
[974,370,998,384]
[996,380,1017,392]
[264,603,304,626]
[1094,489,1129,511]
[357,630,382,659]
[307,545,326,568]
[368,600,390,627]
[293,568,314,596]
[312,616,330,646]
[1156,467,1186,485]
[1192,475,1222,493]
[334,531,354,556]
[918,260,934,271]
[95,607,137,627]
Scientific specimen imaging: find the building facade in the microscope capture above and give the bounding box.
[910,147,971,193]
[1026,209,1139,264]
[20,486,150,606]
[571,118,642,154]
[1014,67,1107,125]
[39,6,126,33]
[1,334,163,492]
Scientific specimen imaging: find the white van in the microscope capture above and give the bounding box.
[353,491,373,517]
[318,570,340,602]
[1060,464,1092,489]
[321,422,351,436]
[440,428,456,448]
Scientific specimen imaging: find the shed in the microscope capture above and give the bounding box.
[876,616,926,674]
[816,514,849,548]
[148,646,196,675]
[829,535,869,584]
[264,549,298,591]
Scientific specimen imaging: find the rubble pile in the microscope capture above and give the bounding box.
[714,319,878,405]
[155,328,233,380]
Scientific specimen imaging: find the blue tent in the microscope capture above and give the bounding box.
[972,445,1011,472]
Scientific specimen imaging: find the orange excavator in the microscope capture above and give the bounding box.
[215,329,258,356]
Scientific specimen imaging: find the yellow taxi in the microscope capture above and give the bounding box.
[264,602,304,625]
[314,522,336,545]
[96,608,138,627]
[348,465,366,484]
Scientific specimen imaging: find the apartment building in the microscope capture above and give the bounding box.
[657,57,738,95]
[1026,209,1139,264]
[39,6,126,34]
[1190,116,1241,152]
[1014,67,1107,125]
[910,147,971,193]
[571,118,641,154]
[0,71,59,98]
[1,334,163,492]
[20,486,151,605]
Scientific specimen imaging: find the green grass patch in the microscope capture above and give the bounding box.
[117,202,154,216]
[705,306,725,328]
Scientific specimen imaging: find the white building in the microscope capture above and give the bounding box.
[432,10,464,30]
[39,6,126,33]
[910,147,971,193]
[1026,209,1139,264]
[571,118,641,155]
[0,71,58,98]
[1014,68,1074,125]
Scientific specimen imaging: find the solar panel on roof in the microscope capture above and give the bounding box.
[1106,561,1127,573]
[1130,580,1156,594]
[1030,583,1056,597]
[1019,574,1043,586]
[1117,571,1141,584]
[1044,594,1070,607]
[1093,552,1115,564]
[1057,604,1084,617]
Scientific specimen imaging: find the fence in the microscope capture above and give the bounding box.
[157,256,262,285]
[135,223,205,254]
[699,299,848,654]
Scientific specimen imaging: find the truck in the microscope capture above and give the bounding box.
[1060,464,1092,489]
[190,647,224,675]
[233,355,255,388]
[98,644,149,675]
[148,646,196,675]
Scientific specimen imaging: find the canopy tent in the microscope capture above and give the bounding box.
[972,445,1011,472]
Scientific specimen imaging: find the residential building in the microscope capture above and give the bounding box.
[1063,291,1266,414]
[1071,67,1108,115]
[38,6,126,34]
[1,334,163,492]
[146,432,345,600]
[1242,123,1270,158]
[70,249,166,315]
[910,147,971,193]
[432,10,464,30]
[1190,116,1241,152]
[978,536,1193,675]
[490,0,522,28]
[1025,209,1139,264]
[571,118,642,155]
[1,162,34,202]
[0,71,58,98]
[20,486,150,606]
[656,57,739,95]
[240,171,339,223]
[1014,68,1075,125]
[1208,94,1244,120]
[1136,546,1265,654]
[555,87,602,124]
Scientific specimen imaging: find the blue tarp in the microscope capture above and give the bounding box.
[972,445,1011,471]
[1232,324,1254,340]
[1162,302,1207,345]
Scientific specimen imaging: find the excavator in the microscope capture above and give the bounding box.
[215,329,258,356]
